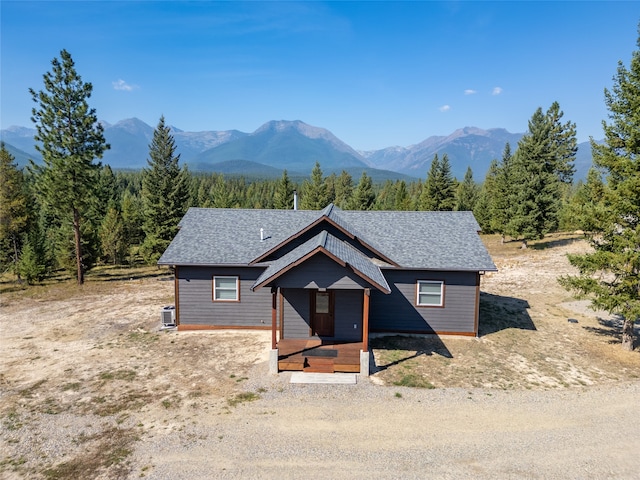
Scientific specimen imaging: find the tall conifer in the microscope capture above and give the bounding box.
[455,166,478,212]
[490,143,515,238]
[301,162,328,210]
[29,50,109,284]
[141,116,190,263]
[351,171,376,210]
[419,154,456,211]
[334,170,354,209]
[507,103,576,247]
[560,27,640,350]
[0,143,29,278]
[274,170,295,209]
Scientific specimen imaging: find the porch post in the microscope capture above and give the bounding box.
[361,288,371,376]
[271,287,278,350]
[269,286,279,374]
[362,288,370,351]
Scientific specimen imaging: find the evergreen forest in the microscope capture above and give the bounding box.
[1,24,639,354]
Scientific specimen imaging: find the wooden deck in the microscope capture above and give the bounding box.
[277,339,363,373]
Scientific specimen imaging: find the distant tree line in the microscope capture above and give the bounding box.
[1,42,638,350]
[0,49,597,284]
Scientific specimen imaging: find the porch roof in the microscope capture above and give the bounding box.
[251,230,391,293]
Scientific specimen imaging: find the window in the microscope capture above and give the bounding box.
[213,276,239,302]
[416,280,444,307]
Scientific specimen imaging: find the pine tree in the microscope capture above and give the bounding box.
[211,174,234,208]
[18,229,47,285]
[351,171,376,210]
[100,206,126,265]
[374,180,395,210]
[120,190,145,248]
[29,50,109,284]
[560,28,640,350]
[419,154,456,211]
[325,173,337,205]
[474,160,499,233]
[490,143,515,238]
[274,170,295,209]
[301,162,328,210]
[394,180,411,211]
[419,155,441,211]
[455,166,478,212]
[141,116,190,264]
[507,103,576,247]
[438,154,457,211]
[561,168,607,233]
[334,170,354,209]
[0,143,29,278]
[547,101,578,183]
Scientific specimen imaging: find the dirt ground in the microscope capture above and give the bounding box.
[372,233,640,389]
[0,234,638,479]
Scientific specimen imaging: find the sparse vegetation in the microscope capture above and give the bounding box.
[1,230,639,478]
[227,392,261,407]
[42,428,137,480]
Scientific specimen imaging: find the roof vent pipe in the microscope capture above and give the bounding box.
[293,190,298,211]
[260,228,265,242]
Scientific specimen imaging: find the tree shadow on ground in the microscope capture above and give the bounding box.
[369,335,452,374]
[87,268,173,283]
[583,315,639,345]
[479,291,536,336]
[529,235,583,250]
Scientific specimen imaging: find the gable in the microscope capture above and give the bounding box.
[251,231,391,293]
[250,209,397,267]
[268,253,375,290]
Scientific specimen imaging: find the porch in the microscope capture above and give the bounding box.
[277,339,363,373]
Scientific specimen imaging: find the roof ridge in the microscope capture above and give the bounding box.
[318,230,328,248]
[320,203,335,217]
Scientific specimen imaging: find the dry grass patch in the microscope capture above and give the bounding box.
[0,266,271,478]
[371,233,640,390]
[42,427,138,480]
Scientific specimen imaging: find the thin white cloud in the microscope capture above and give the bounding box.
[112,79,138,92]
[464,89,477,95]
[492,86,503,96]
[439,105,451,112]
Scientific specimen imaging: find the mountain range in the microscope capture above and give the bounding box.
[1,118,594,181]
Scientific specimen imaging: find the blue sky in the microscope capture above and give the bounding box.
[1,1,638,150]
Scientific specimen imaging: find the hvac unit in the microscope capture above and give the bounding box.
[161,305,176,327]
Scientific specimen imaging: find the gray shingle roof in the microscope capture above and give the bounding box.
[251,231,391,293]
[158,205,497,272]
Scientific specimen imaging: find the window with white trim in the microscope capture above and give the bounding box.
[213,276,239,302]
[416,280,444,307]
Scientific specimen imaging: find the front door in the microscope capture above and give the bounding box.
[311,290,334,337]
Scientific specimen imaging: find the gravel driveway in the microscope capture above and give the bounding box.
[130,368,640,479]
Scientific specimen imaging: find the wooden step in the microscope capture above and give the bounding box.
[303,357,334,373]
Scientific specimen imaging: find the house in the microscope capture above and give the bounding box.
[158,204,497,375]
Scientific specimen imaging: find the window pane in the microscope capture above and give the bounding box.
[419,293,441,305]
[216,288,237,300]
[215,277,237,289]
[419,282,441,294]
[316,292,329,313]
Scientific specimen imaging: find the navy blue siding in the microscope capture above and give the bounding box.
[282,288,364,341]
[282,288,310,338]
[370,270,479,334]
[275,254,371,290]
[334,290,363,341]
[177,266,272,327]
